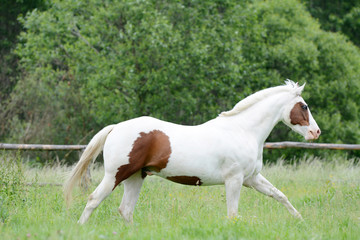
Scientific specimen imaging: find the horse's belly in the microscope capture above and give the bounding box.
[151,156,225,186]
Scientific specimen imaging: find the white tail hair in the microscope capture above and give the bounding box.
[63,124,116,206]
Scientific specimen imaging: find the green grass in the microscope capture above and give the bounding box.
[1,156,360,239]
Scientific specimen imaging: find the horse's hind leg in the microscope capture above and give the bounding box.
[118,171,144,223]
[78,174,114,224]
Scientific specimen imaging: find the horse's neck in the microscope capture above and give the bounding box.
[222,92,293,144]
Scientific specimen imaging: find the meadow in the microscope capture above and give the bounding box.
[1,154,360,239]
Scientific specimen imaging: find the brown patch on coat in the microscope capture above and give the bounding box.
[290,102,309,126]
[113,130,171,190]
[167,176,203,186]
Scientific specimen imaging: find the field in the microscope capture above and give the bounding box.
[1,155,360,239]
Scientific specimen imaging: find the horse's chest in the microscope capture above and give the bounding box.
[219,142,261,179]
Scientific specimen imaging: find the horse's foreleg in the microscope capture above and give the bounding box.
[118,171,144,223]
[78,174,114,224]
[225,175,244,219]
[244,173,303,219]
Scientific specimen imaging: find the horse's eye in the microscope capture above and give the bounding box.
[301,105,308,110]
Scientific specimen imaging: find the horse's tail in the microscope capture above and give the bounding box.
[63,124,116,206]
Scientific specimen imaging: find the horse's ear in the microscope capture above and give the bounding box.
[295,83,306,95]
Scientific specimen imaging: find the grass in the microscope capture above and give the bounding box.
[1,155,360,239]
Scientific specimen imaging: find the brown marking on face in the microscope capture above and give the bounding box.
[113,130,171,190]
[166,176,203,186]
[290,102,309,126]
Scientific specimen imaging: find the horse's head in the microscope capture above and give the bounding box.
[282,83,321,140]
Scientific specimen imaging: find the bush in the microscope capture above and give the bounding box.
[0,152,25,223]
[1,0,360,162]
[301,0,360,46]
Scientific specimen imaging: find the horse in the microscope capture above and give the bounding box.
[64,80,321,224]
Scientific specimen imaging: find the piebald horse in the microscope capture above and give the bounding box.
[64,80,321,224]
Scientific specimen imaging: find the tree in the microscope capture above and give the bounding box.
[2,0,360,162]
[302,0,360,46]
[0,0,47,101]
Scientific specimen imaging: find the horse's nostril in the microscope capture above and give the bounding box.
[317,129,320,134]
[309,130,319,139]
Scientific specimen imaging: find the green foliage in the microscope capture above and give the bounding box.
[0,0,47,101]
[1,0,360,162]
[0,0,47,50]
[302,0,360,46]
[0,153,25,198]
[0,153,25,223]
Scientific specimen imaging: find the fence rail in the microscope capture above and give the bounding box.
[264,142,360,150]
[1,142,360,151]
[0,143,86,151]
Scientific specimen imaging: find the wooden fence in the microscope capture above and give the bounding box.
[0,143,86,151]
[1,142,359,188]
[1,142,360,151]
[264,142,360,150]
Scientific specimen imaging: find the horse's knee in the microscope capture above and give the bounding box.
[85,195,98,208]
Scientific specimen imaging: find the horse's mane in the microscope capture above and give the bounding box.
[219,80,302,117]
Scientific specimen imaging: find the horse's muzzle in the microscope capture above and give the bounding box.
[306,128,321,140]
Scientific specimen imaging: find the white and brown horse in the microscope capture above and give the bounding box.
[64,80,320,223]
